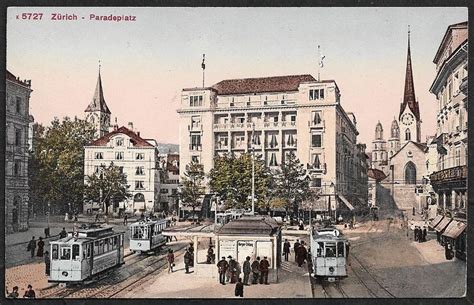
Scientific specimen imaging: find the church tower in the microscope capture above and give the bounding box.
[388,118,401,158]
[85,67,111,139]
[399,27,421,145]
[371,121,388,172]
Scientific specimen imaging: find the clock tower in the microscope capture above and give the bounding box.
[84,67,111,139]
[399,27,421,146]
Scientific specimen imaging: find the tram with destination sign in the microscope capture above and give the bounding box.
[310,227,349,282]
[129,218,169,253]
[48,224,125,283]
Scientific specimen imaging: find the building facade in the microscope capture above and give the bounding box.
[83,126,161,215]
[428,21,467,220]
[177,74,366,212]
[5,70,33,233]
[158,152,180,213]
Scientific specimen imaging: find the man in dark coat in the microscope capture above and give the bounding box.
[422,227,427,242]
[44,250,51,276]
[217,256,229,285]
[242,256,251,285]
[235,278,244,297]
[59,227,67,239]
[251,257,261,284]
[228,256,237,283]
[414,226,419,242]
[23,285,36,299]
[36,237,45,257]
[27,237,36,258]
[283,239,291,261]
[184,248,192,274]
[294,240,301,262]
[259,256,270,284]
[296,242,308,267]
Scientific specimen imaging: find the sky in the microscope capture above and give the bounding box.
[7,7,468,147]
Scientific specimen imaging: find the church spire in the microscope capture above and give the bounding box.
[85,63,111,114]
[399,25,420,121]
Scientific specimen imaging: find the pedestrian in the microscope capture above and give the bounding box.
[44,227,50,238]
[167,249,175,273]
[188,243,194,267]
[259,256,270,284]
[412,206,416,216]
[207,245,214,264]
[74,213,78,222]
[422,226,427,242]
[6,286,19,299]
[299,219,304,230]
[296,241,308,267]
[184,248,192,274]
[217,256,229,285]
[123,214,128,226]
[23,284,36,299]
[242,256,251,285]
[228,256,237,283]
[294,239,301,262]
[44,250,51,276]
[283,239,291,261]
[60,227,67,239]
[235,261,242,282]
[234,278,244,298]
[95,214,100,223]
[36,237,45,257]
[251,257,260,284]
[27,237,36,258]
[414,226,419,241]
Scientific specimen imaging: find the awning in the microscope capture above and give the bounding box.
[338,195,354,211]
[442,220,466,239]
[429,215,444,229]
[434,217,452,232]
[301,197,328,212]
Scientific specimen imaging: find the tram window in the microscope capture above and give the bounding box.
[52,245,59,260]
[112,236,117,249]
[72,245,80,260]
[99,240,105,254]
[337,242,345,257]
[316,242,324,257]
[87,244,92,258]
[94,241,99,255]
[325,243,336,258]
[105,239,109,252]
[121,235,124,246]
[61,247,71,260]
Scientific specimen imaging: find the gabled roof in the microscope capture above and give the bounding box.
[87,126,154,147]
[211,74,318,95]
[390,140,427,160]
[85,71,111,114]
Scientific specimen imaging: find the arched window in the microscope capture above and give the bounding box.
[133,193,145,202]
[404,162,416,184]
[405,129,411,141]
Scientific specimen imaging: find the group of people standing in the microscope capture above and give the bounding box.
[6,284,36,299]
[414,226,427,243]
[283,239,308,267]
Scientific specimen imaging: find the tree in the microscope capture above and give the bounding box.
[275,151,313,215]
[180,162,206,222]
[29,117,96,215]
[83,163,132,215]
[208,153,272,210]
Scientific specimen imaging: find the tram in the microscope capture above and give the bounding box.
[129,218,169,253]
[310,227,348,282]
[49,224,125,283]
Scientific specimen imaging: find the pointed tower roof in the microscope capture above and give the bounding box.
[399,27,420,121]
[85,69,111,114]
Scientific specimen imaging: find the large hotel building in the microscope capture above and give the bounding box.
[177,74,368,210]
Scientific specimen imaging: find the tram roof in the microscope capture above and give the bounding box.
[217,216,280,236]
[130,218,169,226]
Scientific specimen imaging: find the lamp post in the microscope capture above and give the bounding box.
[330,182,336,223]
[251,123,256,215]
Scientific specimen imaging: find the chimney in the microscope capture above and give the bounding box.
[128,122,134,131]
[137,131,140,137]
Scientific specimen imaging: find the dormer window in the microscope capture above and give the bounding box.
[116,137,124,146]
[94,152,103,159]
[136,153,145,160]
[189,95,203,107]
[115,152,124,160]
[309,89,324,100]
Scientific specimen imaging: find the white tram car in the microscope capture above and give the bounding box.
[49,224,124,283]
[129,218,169,253]
[310,227,348,282]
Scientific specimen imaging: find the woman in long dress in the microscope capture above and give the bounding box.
[36,237,45,257]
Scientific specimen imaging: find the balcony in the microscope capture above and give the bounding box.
[188,124,202,132]
[189,144,202,151]
[309,120,325,129]
[213,120,297,131]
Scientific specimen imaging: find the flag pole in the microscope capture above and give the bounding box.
[317,45,321,82]
[202,54,206,88]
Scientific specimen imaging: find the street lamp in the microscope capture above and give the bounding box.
[330,182,336,223]
[251,123,256,215]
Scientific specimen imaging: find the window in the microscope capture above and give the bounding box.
[311,134,322,147]
[172,188,178,194]
[118,166,124,174]
[316,242,324,257]
[312,111,322,124]
[309,89,325,100]
[191,116,201,127]
[269,153,278,166]
[94,166,100,174]
[311,178,322,187]
[61,247,71,260]
[235,135,245,147]
[94,152,103,159]
[15,129,21,146]
[116,138,124,146]
[448,82,453,99]
[115,152,124,160]
[218,135,228,148]
[189,95,203,107]
[72,245,80,260]
[136,153,145,160]
[268,134,278,148]
[190,134,201,150]
[136,166,145,175]
[325,242,336,257]
[52,244,59,260]
[160,188,169,194]
[312,154,321,169]
[135,181,145,190]
[455,147,461,166]
[337,242,345,257]
[273,116,278,123]
[191,156,200,163]
[15,97,21,114]
[405,129,411,141]
[13,160,20,176]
